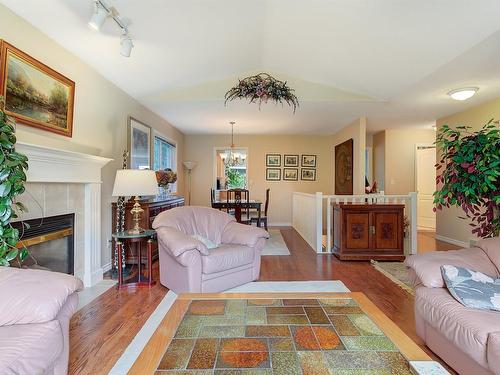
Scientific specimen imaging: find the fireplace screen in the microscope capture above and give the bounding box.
[12,214,75,274]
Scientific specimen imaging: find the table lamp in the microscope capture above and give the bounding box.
[183,161,197,205]
[112,169,158,234]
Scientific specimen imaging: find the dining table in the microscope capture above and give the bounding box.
[211,199,262,224]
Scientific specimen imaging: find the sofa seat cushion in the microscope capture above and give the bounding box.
[202,245,254,275]
[416,286,500,369]
[0,320,63,375]
[487,332,500,373]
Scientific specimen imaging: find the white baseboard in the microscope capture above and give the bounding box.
[435,235,468,248]
[269,222,292,227]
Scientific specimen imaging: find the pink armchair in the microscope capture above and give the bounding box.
[405,237,500,375]
[0,267,83,374]
[152,206,269,293]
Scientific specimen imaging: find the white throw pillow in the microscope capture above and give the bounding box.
[191,234,218,250]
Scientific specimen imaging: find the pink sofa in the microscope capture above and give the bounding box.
[0,267,82,375]
[405,237,500,375]
[152,206,269,293]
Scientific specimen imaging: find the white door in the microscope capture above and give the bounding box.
[416,146,436,230]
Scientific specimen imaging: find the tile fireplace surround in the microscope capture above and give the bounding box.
[15,142,112,287]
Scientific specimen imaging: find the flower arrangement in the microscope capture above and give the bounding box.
[224,73,299,113]
[434,121,499,238]
[155,168,177,188]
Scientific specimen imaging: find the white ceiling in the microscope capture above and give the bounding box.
[3,0,500,134]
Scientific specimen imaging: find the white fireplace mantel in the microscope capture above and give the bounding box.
[16,142,113,287]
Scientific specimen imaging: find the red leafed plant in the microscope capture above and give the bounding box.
[433,120,500,238]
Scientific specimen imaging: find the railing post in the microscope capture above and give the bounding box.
[409,192,418,255]
[326,197,332,253]
[315,192,323,253]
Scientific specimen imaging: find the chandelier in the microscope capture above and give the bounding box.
[220,122,246,167]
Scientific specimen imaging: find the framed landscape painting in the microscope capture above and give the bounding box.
[301,168,316,181]
[266,168,281,181]
[283,168,298,181]
[0,41,75,137]
[301,154,317,167]
[128,117,152,170]
[284,154,299,167]
[266,154,281,167]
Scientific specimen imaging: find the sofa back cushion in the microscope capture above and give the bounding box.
[153,206,235,245]
[405,247,499,288]
[477,237,500,274]
[441,265,500,311]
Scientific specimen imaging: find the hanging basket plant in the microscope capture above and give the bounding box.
[433,120,500,238]
[225,73,299,113]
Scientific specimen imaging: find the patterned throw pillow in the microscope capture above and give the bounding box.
[441,265,500,312]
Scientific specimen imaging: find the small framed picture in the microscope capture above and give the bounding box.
[301,168,316,181]
[266,168,281,181]
[301,154,317,167]
[266,154,281,167]
[283,168,298,181]
[284,154,299,167]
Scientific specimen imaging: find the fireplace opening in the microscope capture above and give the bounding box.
[12,214,75,274]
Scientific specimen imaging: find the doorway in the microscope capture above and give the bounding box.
[415,144,436,230]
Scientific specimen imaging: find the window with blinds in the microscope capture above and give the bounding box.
[153,136,176,171]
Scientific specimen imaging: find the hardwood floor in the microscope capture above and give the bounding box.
[68,229,458,375]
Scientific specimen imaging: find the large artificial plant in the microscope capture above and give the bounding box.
[433,120,500,238]
[0,106,29,266]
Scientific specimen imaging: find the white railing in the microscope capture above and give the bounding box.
[292,191,418,255]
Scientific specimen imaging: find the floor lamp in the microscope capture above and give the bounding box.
[183,161,197,205]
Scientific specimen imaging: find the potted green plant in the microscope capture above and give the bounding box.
[0,106,29,266]
[433,120,500,238]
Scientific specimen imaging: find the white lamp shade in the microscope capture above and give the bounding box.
[183,161,197,170]
[112,169,158,197]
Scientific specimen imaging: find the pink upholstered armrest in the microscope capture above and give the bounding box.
[0,267,83,326]
[405,247,499,288]
[221,222,269,248]
[488,331,500,372]
[156,227,209,257]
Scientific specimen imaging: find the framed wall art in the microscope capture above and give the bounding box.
[0,40,75,137]
[284,154,299,167]
[334,138,353,194]
[266,154,281,167]
[128,116,152,170]
[301,154,317,167]
[301,168,316,181]
[283,168,298,181]
[266,168,281,181]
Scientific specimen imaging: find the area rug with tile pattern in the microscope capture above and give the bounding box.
[155,297,414,374]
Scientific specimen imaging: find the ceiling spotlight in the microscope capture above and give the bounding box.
[120,34,134,57]
[88,1,108,31]
[447,87,479,101]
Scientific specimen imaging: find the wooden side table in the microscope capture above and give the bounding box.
[112,230,156,289]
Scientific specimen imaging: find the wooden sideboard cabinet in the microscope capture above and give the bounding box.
[332,203,405,261]
[111,196,185,265]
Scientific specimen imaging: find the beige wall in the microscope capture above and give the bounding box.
[184,135,332,225]
[331,117,366,194]
[0,5,185,269]
[373,131,385,191]
[436,98,500,245]
[383,129,436,195]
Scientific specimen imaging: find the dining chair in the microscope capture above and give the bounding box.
[227,188,251,224]
[251,188,269,231]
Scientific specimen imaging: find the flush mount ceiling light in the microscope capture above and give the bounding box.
[88,0,133,57]
[447,87,479,101]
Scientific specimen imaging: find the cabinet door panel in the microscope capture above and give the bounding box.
[345,213,370,250]
[374,213,399,249]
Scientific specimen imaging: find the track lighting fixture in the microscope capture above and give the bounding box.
[88,0,133,57]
